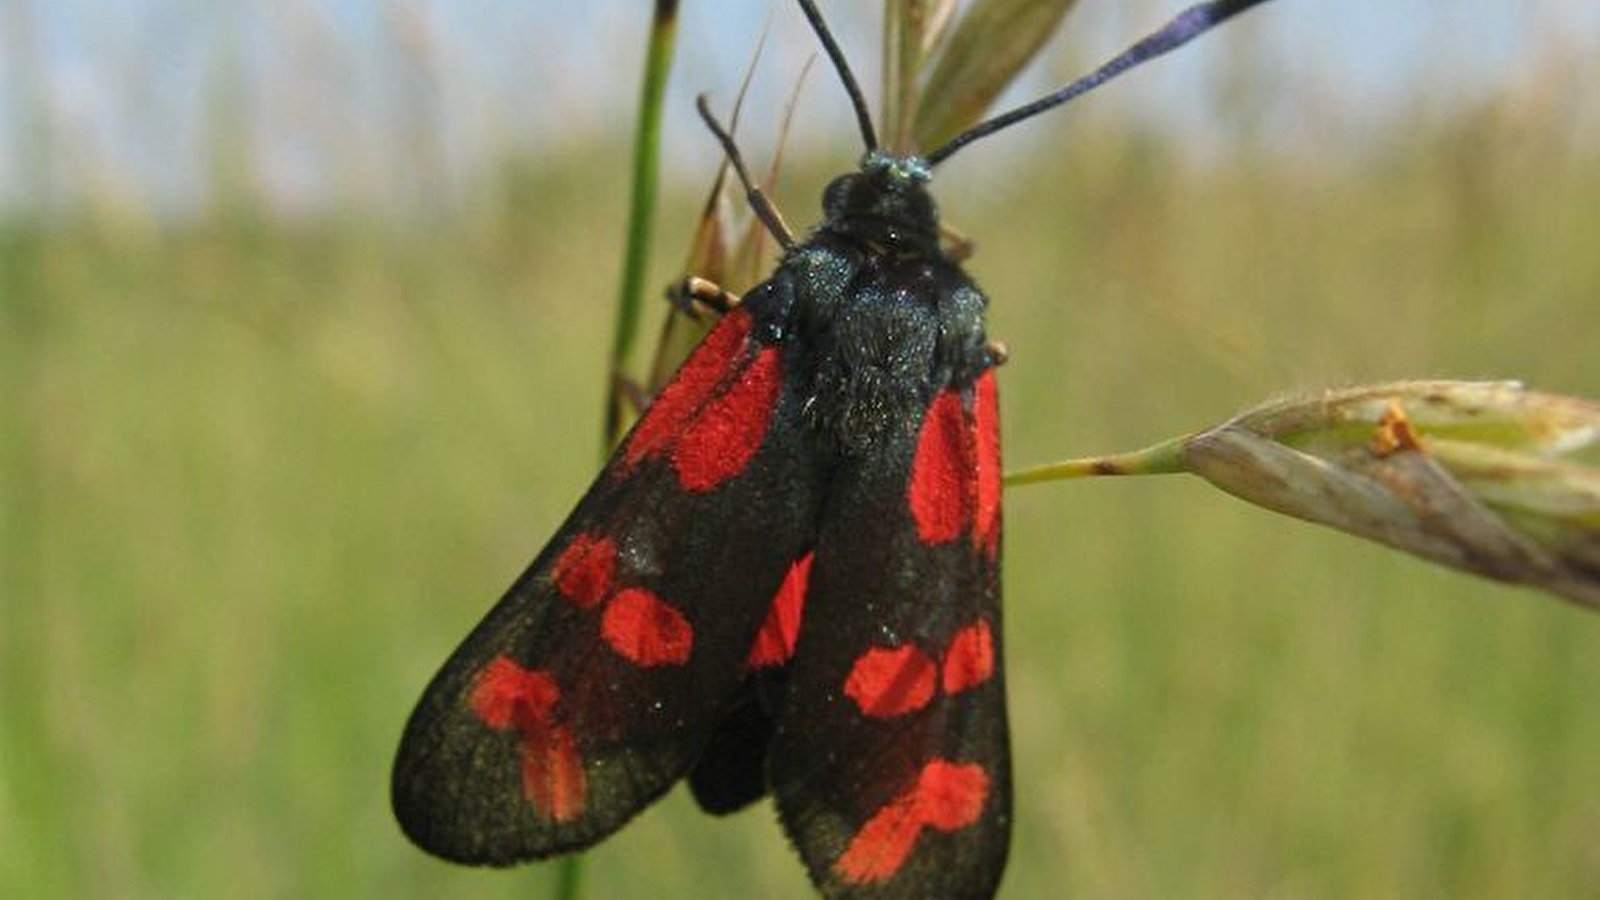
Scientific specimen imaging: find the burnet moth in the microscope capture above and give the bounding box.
[393,1,1274,897]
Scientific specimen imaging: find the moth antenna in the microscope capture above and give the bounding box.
[696,94,798,249]
[795,0,879,152]
[926,0,1274,166]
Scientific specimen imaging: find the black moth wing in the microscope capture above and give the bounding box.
[769,240,1010,900]
[392,297,825,865]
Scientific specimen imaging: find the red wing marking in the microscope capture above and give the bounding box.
[914,759,990,830]
[908,390,972,545]
[469,656,587,821]
[940,620,995,696]
[601,588,695,667]
[747,552,814,670]
[622,308,783,493]
[973,371,1001,554]
[834,788,920,883]
[520,723,584,822]
[470,656,561,728]
[546,534,697,668]
[843,618,995,718]
[625,309,754,468]
[671,347,783,492]
[844,645,939,718]
[834,759,991,885]
[908,376,1003,549]
[552,533,617,610]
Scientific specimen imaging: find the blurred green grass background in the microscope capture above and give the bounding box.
[6,29,1600,900]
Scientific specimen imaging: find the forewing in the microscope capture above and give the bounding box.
[393,305,824,864]
[771,371,1008,900]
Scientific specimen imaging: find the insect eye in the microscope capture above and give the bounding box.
[822,174,857,218]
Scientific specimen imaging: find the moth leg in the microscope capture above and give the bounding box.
[612,372,653,418]
[939,222,976,262]
[984,340,1010,367]
[667,275,741,320]
[696,94,797,250]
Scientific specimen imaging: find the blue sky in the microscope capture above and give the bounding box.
[2,0,1596,217]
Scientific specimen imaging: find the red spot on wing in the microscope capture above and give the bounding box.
[834,759,991,885]
[747,552,814,670]
[551,536,697,667]
[914,759,989,831]
[833,790,921,884]
[909,390,972,544]
[521,723,585,822]
[839,621,993,721]
[552,533,617,610]
[844,645,938,718]
[973,371,1001,554]
[625,308,754,468]
[469,657,587,821]
[601,588,694,667]
[622,308,783,492]
[470,656,561,728]
[941,620,995,696]
[671,346,782,492]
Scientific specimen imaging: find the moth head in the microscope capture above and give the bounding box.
[820,152,939,255]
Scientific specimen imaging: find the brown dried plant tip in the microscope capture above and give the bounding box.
[1371,401,1423,455]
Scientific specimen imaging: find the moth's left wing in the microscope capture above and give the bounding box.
[771,370,1009,900]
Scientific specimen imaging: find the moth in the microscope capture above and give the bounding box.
[393,2,1272,897]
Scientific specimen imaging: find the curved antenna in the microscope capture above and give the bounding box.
[796,0,879,152]
[926,0,1273,166]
